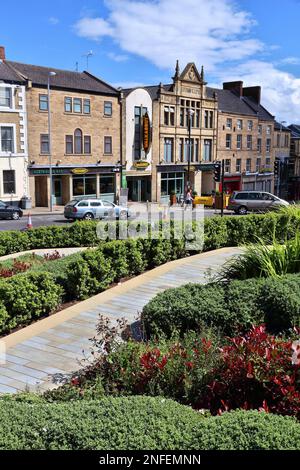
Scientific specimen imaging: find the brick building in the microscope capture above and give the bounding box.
[3,50,121,208]
[0,47,29,207]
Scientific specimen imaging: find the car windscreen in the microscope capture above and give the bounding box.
[66,200,78,206]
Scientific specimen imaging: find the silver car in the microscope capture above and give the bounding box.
[64,199,130,221]
[228,191,289,215]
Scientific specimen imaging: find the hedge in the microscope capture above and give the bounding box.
[0,397,299,450]
[142,274,300,337]
[0,210,299,257]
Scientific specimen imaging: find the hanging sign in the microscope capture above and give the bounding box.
[142,111,152,154]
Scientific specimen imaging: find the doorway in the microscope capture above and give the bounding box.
[127,176,151,202]
[53,177,63,205]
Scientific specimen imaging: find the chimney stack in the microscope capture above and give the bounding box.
[0,46,5,61]
[223,81,243,98]
[243,86,261,104]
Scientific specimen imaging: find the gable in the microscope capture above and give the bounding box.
[179,63,203,84]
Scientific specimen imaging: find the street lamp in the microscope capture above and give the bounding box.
[47,71,56,211]
[277,120,287,197]
[187,108,195,190]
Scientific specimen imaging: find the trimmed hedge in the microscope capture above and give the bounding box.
[0,397,299,450]
[0,211,299,257]
[142,274,300,337]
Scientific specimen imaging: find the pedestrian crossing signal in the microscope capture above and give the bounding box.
[213,163,221,182]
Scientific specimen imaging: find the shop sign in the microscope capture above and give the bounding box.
[31,168,65,175]
[71,168,89,175]
[134,161,150,169]
[142,112,152,154]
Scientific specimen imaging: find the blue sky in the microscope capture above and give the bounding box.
[2,0,300,122]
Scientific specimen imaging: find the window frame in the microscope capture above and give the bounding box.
[104,101,113,117]
[40,134,50,154]
[104,136,112,155]
[0,125,15,153]
[3,169,16,194]
[39,94,48,111]
[65,135,74,155]
[84,135,91,154]
[226,134,232,150]
[73,98,82,114]
[83,99,91,115]
[74,128,83,154]
[0,86,13,109]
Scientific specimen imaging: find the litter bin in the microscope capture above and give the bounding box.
[20,196,32,210]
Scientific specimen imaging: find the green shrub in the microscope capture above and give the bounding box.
[142,274,300,337]
[0,397,204,450]
[0,397,299,450]
[0,272,63,333]
[190,410,300,450]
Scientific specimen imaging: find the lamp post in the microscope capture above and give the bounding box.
[47,71,56,211]
[187,108,195,191]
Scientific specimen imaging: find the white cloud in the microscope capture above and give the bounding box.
[107,52,129,62]
[73,0,300,121]
[49,17,59,25]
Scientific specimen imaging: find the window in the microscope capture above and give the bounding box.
[194,139,199,161]
[236,158,241,173]
[226,134,232,149]
[256,158,261,173]
[64,97,72,113]
[164,138,174,162]
[84,135,91,154]
[285,134,289,147]
[180,100,200,127]
[237,135,242,150]
[164,106,175,126]
[73,176,96,197]
[104,101,112,116]
[209,111,214,129]
[0,87,12,108]
[100,175,115,194]
[39,94,48,111]
[226,118,232,129]
[0,126,14,152]
[276,133,281,147]
[104,136,112,154]
[225,159,231,173]
[73,98,82,113]
[258,125,262,135]
[237,119,243,130]
[3,170,15,194]
[66,135,73,154]
[248,120,253,131]
[161,172,184,196]
[203,139,212,162]
[83,99,91,114]
[246,158,252,172]
[266,125,271,135]
[266,157,271,168]
[247,135,252,150]
[74,128,83,154]
[40,134,49,154]
[266,138,271,153]
[134,106,147,159]
[257,138,262,153]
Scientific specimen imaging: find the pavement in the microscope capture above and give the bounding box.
[0,247,243,394]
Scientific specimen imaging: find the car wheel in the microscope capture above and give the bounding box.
[11,211,20,220]
[119,210,128,220]
[237,206,248,215]
[83,212,94,220]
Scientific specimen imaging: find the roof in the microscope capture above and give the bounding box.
[0,60,25,83]
[207,87,256,116]
[122,84,173,100]
[242,96,274,121]
[274,121,291,132]
[288,124,300,138]
[5,61,119,95]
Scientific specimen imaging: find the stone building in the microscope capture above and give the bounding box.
[0,47,29,207]
[287,124,300,201]
[274,121,291,199]
[215,81,275,194]
[122,62,218,203]
[4,53,121,208]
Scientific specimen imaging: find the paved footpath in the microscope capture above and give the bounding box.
[0,247,242,394]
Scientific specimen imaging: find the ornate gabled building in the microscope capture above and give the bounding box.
[122,62,218,202]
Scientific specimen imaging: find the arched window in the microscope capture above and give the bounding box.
[74,128,82,154]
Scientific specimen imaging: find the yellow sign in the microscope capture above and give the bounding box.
[142,112,151,154]
[184,165,196,172]
[134,161,150,169]
[71,168,89,175]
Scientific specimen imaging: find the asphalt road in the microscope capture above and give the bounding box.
[0,209,235,231]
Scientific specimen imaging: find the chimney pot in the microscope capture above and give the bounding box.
[0,46,5,61]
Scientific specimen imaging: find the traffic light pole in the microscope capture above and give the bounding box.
[221,159,225,218]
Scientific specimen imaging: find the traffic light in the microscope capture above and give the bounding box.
[213,162,221,182]
[274,160,281,177]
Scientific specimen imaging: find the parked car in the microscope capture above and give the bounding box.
[0,201,23,220]
[64,199,130,221]
[228,191,289,215]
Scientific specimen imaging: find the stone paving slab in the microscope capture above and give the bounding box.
[0,247,242,393]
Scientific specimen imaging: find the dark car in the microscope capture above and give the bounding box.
[0,200,23,220]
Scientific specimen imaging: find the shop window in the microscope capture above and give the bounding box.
[73,176,96,196]
[100,175,115,194]
[160,172,184,196]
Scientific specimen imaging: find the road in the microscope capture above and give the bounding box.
[0,209,235,231]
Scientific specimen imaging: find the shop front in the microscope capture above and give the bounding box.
[127,175,151,202]
[29,166,117,208]
[222,176,242,194]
